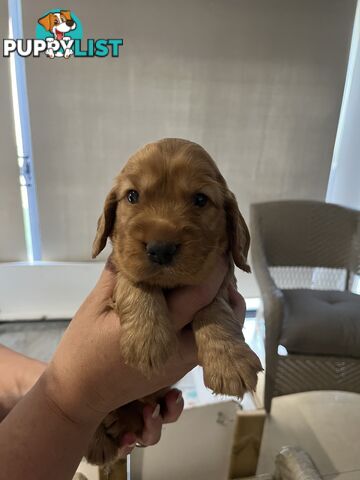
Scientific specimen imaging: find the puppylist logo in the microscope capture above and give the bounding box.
[3,9,123,58]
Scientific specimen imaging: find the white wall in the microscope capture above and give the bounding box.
[0,262,260,320]
[0,262,103,320]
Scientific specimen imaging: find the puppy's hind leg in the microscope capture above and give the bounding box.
[193,294,262,397]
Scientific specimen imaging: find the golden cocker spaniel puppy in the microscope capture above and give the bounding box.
[86,138,262,465]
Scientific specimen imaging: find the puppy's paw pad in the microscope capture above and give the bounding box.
[202,344,262,397]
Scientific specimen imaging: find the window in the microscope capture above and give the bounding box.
[8,0,41,262]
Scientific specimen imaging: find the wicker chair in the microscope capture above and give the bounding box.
[250,200,360,413]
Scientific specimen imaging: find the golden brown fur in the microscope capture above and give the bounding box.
[86,138,262,465]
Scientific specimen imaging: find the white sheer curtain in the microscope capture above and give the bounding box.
[326,0,360,295]
[0,0,27,262]
[327,0,360,211]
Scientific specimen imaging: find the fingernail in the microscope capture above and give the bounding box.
[152,404,160,419]
[127,442,136,448]
[176,391,183,404]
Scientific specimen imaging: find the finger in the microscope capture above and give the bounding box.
[228,284,246,328]
[83,258,117,309]
[167,255,229,330]
[118,432,137,458]
[162,389,184,423]
[176,328,198,367]
[138,404,163,446]
[94,261,117,300]
[118,445,135,458]
[105,255,117,274]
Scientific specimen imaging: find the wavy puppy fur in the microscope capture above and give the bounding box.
[86,138,262,465]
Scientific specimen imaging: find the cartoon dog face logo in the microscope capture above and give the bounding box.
[38,10,77,58]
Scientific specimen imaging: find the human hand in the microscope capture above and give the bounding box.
[115,388,184,457]
[41,256,229,428]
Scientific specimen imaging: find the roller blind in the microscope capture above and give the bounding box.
[22,0,356,262]
[0,0,27,262]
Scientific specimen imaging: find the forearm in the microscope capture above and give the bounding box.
[0,344,46,420]
[0,371,100,480]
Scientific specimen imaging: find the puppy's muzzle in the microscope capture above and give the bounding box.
[146,242,178,265]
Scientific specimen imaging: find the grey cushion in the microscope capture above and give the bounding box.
[280,289,360,358]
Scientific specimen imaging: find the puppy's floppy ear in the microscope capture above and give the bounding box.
[38,13,53,31]
[60,10,72,20]
[92,187,118,258]
[225,189,251,273]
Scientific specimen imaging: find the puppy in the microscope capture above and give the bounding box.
[86,138,262,465]
[38,10,76,58]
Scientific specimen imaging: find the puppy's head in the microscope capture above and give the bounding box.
[38,11,76,39]
[93,139,250,287]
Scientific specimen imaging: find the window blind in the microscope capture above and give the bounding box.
[22,0,355,266]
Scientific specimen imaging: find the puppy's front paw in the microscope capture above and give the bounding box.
[120,324,176,376]
[113,279,176,376]
[201,342,262,397]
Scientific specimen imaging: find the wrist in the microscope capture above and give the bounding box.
[19,358,46,398]
[0,390,20,422]
[0,373,99,479]
[40,363,106,429]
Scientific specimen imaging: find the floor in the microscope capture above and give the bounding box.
[257,391,360,479]
[1,315,360,479]
[0,320,68,362]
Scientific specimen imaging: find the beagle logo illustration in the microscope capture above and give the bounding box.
[37,9,80,58]
[2,9,123,58]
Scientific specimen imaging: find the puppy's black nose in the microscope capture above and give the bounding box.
[146,242,178,265]
[66,19,74,27]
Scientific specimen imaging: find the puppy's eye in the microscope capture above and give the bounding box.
[127,190,139,204]
[193,193,208,207]
[54,19,59,25]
